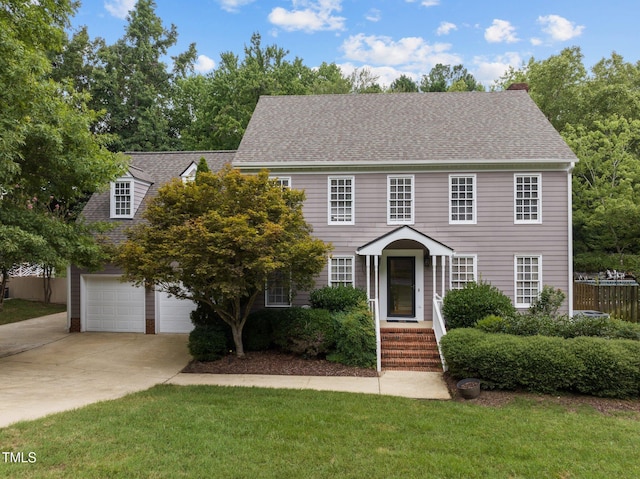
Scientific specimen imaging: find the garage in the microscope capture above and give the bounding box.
[157,291,196,333]
[83,276,145,332]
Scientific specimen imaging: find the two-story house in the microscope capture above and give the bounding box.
[68,88,577,366]
[234,90,577,329]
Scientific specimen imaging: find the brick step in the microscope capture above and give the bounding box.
[381,349,441,359]
[381,340,437,351]
[380,327,442,371]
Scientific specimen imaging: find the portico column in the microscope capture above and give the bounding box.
[441,255,446,298]
[374,255,379,304]
[366,255,371,301]
[432,255,437,299]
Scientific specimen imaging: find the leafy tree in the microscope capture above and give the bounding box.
[0,0,126,305]
[310,62,352,94]
[116,166,332,357]
[564,116,640,264]
[420,64,484,92]
[86,0,196,151]
[389,74,419,93]
[350,67,383,93]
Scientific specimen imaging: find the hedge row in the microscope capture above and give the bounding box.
[189,300,376,368]
[441,328,640,398]
[476,313,640,340]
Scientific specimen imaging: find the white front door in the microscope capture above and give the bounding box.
[380,249,424,321]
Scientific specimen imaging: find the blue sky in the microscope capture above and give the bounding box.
[71,0,640,88]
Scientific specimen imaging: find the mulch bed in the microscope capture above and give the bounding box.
[183,350,640,416]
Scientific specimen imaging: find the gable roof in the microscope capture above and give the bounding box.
[233,91,578,170]
[82,150,234,243]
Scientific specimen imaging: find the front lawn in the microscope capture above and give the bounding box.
[1,385,639,478]
[0,299,66,326]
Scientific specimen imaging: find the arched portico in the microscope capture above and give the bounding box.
[357,226,454,322]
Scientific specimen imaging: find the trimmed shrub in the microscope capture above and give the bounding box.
[528,285,565,317]
[441,328,640,398]
[475,315,508,333]
[243,309,277,351]
[188,323,230,361]
[309,286,368,312]
[270,307,335,357]
[329,301,376,368]
[443,281,515,329]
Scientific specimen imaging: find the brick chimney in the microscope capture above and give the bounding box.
[506,82,530,92]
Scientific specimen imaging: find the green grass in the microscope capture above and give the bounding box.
[0,299,66,325]
[1,386,639,478]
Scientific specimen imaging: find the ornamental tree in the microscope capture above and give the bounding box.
[116,166,331,357]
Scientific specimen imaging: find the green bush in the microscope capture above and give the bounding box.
[441,328,640,398]
[270,307,335,357]
[442,281,515,329]
[309,286,368,312]
[243,309,277,351]
[188,324,230,361]
[528,285,565,317]
[328,301,376,368]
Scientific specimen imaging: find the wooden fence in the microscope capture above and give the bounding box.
[573,282,639,322]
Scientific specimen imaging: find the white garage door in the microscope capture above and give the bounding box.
[157,292,196,333]
[84,276,145,332]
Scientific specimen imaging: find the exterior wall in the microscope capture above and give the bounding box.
[254,169,571,315]
[133,180,150,215]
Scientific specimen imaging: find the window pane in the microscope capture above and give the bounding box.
[330,177,353,223]
[388,177,413,223]
[516,256,540,305]
[330,257,353,287]
[450,176,474,222]
[451,256,475,289]
[515,176,540,222]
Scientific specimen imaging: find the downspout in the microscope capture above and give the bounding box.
[568,162,575,316]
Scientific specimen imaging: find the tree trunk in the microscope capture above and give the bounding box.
[0,268,6,311]
[230,322,245,358]
[43,265,53,304]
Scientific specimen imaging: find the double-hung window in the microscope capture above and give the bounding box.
[265,270,291,307]
[451,255,477,289]
[111,181,133,218]
[388,175,414,224]
[328,176,354,224]
[515,174,541,223]
[450,175,476,224]
[271,176,291,189]
[329,256,354,287]
[515,255,542,307]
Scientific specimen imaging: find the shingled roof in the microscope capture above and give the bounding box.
[233,91,578,169]
[82,150,234,243]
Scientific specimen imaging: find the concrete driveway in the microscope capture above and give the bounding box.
[0,313,190,428]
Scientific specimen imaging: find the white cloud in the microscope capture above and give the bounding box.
[436,21,457,36]
[537,14,584,41]
[530,37,543,46]
[268,0,345,33]
[194,55,215,73]
[472,52,523,86]
[484,19,519,43]
[420,0,440,6]
[365,8,381,22]
[217,0,256,13]
[341,33,458,68]
[104,0,135,20]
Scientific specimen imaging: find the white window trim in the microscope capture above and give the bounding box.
[328,255,355,287]
[450,254,478,289]
[181,162,198,184]
[449,174,477,225]
[265,271,292,308]
[514,255,542,308]
[270,176,291,189]
[327,176,355,225]
[387,175,415,225]
[110,179,134,219]
[514,173,542,224]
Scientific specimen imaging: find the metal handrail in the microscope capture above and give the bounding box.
[433,294,447,371]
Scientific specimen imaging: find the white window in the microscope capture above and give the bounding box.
[450,175,476,224]
[329,256,354,287]
[515,256,542,307]
[265,270,291,307]
[328,176,354,224]
[451,255,477,289]
[388,175,414,224]
[110,181,133,218]
[271,176,291,189]
[515,174,541,223]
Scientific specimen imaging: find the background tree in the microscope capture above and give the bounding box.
[420,64,484,92]
[389,74,419,93]
[116,166,331,357]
